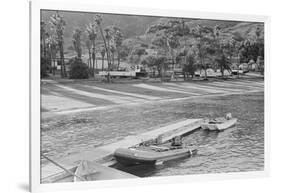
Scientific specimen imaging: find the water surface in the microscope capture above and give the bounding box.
[41,92,264,176]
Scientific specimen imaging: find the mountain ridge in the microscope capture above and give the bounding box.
[41,10,264,55]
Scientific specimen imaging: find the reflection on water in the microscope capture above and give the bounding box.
[41,92,264,176]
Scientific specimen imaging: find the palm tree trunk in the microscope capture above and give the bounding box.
[59,43,64,77]
[117,51,120,70]
[107,40,111,70]
[201,57,207,80]
[92,51,95,77]
[161,63,164,81]
[237,54,240,79]
[112,52,115,68]
[102,56,104,71]
[95,56,97,71]
[88,49,92,76]
[59,42,66,77]
[49,49,52,74]
[158,68,161,78]
[52,59,55,75]
[98,26,111,71]
[91,39,96,76]
[43,38,47,62]
[204,68,207,79]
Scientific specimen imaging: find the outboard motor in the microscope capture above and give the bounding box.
[225,113,232,120]
[172,136,182,146]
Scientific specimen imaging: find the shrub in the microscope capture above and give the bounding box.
[183,55,196,79]
[68,57,89,79]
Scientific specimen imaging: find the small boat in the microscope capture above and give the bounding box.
[114,144,197,166]
[41,160,137,183]
[201,117,237,131]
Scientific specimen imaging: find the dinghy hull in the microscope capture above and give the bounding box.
[114,147,197,166]
[201,118,237,131]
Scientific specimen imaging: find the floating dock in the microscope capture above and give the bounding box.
[42,118,203,183]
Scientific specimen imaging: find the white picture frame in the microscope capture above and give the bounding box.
[30,0,270,192]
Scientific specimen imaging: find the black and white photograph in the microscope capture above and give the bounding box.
[39,9,265,184]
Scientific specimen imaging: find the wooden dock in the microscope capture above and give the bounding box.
[41,118,203,182]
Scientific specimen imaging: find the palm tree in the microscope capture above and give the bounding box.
[147,20,184,80]
[167,34,180,69]
[191,24,214,80]
[40,21,49,77]
[112,28,123,69]
[40,21,47,60]
[104,27,112,70]
[94,14,111,72]
[72,29,82,59]
[110,45,116,67]
[254,26,264,74]
[50,12,66,77]
[46,35,58,75]
[86,23,98,76]
[232,32,246,78]
[85,39,92,72]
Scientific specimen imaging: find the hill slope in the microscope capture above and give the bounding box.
[41,10,264,56]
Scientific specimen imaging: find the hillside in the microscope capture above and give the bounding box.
[41,10,264,57]
[41,10,159,39]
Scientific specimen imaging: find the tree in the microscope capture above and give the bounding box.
[100,47,106,71]
[221,37,240,76]
[253,26,264,73]
[86,22,98,76]
[110,45,116,67]
[183,53,196,80]
[72,29,82,59]
[68,58,89,79]
[232,32,246,78]
[46,34,58,75]
[147,19,189,80]
[40,21,48,77]
[113,29,123,69]
[167,34,180,69]
[118,45,129,68]
[85,39,92,72]
[94,14,111,73]
[146,33,167,80]
[143,55,166,78]
[128,48,147,65]
[104,26,112,70]
[208,25,233,78]
[50,12,67,77]
[135,48,147,58]
[167,19,190,69]
[215,54,231,78]
[223,37,238,63]
[191,24,216,80]
[40,21,47,60]
[179,19,191,49]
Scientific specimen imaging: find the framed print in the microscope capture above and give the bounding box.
[30,0,270,192]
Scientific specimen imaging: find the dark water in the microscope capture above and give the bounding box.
[41,92,264,176]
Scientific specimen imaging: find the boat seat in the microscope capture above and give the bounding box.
[149,145,170,151]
